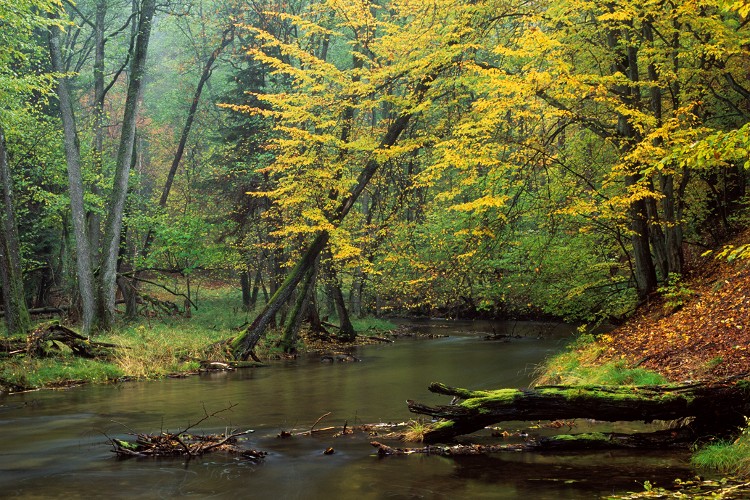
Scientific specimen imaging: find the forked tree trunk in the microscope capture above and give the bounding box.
[49,19,98,335]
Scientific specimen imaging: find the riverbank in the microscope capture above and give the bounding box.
[538,247,750,385]
[0,284,399,393]
[535,237,750,481]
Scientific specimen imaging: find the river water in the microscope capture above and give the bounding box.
[1,321,694,499]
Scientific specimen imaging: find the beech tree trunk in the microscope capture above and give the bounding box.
[408,381,750,443]
[100,0,156,328]
[0,126,31,335]
[49,19,98,335]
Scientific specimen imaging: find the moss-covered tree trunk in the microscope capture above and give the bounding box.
[280,263,316,353]
[408,381,750,443]
[0,126,31,335]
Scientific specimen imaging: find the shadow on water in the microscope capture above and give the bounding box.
[0,320,696,499]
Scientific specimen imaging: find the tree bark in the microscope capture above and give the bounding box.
[49,18,98,335]
[280,263,316,353]
[89,0,106,264]
[0,126,32,335]
[408,381,750,443]
[100,0,155,328]
[230,104,419,360]
[240,268,252,311]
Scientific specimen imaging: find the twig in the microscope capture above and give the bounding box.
[199,429,253,454]
[310,412,331,433]
[175,402,238,436]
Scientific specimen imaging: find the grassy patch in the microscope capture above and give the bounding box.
[403,419,431,442]
[351,317,397,333]
[535,334,668,386]
[0,356,122,390]
[692,423,750,477]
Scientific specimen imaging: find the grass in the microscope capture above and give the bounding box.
[534,333,668,386]
[0,356,122,389]
[0,282,399,390]
[351,317,397,334]
[692,424,750,477]
[403,419,430,442]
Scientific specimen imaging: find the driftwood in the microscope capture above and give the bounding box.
[407,380,750,444]
[109,404,266,461]
[110,429,265,460]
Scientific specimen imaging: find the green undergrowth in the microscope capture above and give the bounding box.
[692,421,750,478]
[351,317,397,333]
[534,333,668,386]
[0,356,122,390]
[1,284,398,390]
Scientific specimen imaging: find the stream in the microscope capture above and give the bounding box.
[1,321,696,499]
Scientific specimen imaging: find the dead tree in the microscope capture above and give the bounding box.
[408,380,750,444]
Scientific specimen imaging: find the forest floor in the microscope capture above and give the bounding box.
[595,239,750,383]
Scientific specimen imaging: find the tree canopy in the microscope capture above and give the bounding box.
[0,0,748,344]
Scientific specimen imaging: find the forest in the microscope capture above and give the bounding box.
[1,0,749,358]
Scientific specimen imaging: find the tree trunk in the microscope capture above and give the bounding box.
[49,19,98,335]
[230,104,420,360]
[250,266,262,308]
[408,381,750,443]
[100,0,156,328]
[89,0,106,264]
[0,126,32,336]
[240,268,251,311]
[280,264,316,353]
[607,25,658,301]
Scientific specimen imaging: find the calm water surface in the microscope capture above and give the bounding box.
[1,321,694,498]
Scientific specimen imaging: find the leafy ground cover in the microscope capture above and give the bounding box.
[599,254,750,383]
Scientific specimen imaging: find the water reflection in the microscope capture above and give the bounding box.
[0,321,693,498]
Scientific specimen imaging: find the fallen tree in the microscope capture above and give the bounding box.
[407,380,750,444]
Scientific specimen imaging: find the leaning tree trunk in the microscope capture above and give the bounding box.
[408,381,750,443]
[49,18,98,335]
[100,0,156,328]
[280,264,316,353]
[0,126,31,335]
[330,278,355,341]
[230,89,425,360]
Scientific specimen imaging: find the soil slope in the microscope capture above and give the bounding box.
[601,243,750,382]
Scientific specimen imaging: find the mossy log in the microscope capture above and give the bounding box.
[372,428,692,456]
[408,380,750,444]
[25,322,121,358]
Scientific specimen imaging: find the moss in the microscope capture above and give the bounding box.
[546,432,609,442]
[429,420,455,430]
[459,389,520,409]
